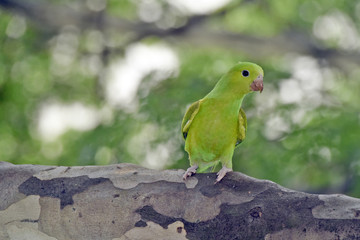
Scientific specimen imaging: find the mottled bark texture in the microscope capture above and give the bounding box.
[1,162,360,240]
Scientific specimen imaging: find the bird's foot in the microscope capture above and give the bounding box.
[183,165,198,180]
[215,166,232,183]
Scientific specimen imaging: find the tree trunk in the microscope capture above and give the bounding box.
[1,161,360,240]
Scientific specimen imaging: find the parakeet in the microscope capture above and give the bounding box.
[181,62,264,183]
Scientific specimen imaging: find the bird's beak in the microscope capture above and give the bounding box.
[250,74,263,93]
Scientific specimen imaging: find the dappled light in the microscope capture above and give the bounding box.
[6,15,26,39]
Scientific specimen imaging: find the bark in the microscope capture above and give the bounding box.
[1,161,360,240]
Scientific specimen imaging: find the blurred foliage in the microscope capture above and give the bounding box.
[1,0,360,196]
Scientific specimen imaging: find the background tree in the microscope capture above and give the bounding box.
[0,0,360,196]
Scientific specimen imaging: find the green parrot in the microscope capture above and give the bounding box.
[181,62,264,183]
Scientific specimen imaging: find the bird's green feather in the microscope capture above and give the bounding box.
[181,100,200,140]
[236,108,247,147]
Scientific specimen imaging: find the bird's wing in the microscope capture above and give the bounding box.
[236,108,247,147]
[181,100,201,140]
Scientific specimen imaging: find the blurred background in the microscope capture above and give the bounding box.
[0,0,360,196]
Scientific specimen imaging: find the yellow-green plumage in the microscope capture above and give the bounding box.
[182,62,264,182]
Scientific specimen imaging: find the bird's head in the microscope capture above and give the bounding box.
[227,62,264,95]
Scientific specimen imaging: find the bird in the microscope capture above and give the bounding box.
[181,62,264,183]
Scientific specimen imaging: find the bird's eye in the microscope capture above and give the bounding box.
[242,70,249,77]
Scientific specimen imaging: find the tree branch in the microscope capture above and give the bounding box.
[1,161,360,239]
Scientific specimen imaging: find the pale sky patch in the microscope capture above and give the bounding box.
[105,43,179,111]
[264,115,290,141]
[169,0,231,14]
[279,79,303,104]
[313,10,360,50]
[37,102,110,142]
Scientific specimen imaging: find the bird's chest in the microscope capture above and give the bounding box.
[190,101,239,146]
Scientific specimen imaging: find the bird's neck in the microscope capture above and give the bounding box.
[204,76,247,109]
[204,90,245,113]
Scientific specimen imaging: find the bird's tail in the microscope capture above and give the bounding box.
[210,162,220,172]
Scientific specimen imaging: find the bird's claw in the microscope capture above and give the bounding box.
[183,165,198,180]
[215,166,232,184]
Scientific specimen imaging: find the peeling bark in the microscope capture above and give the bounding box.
[1,161,360,240]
